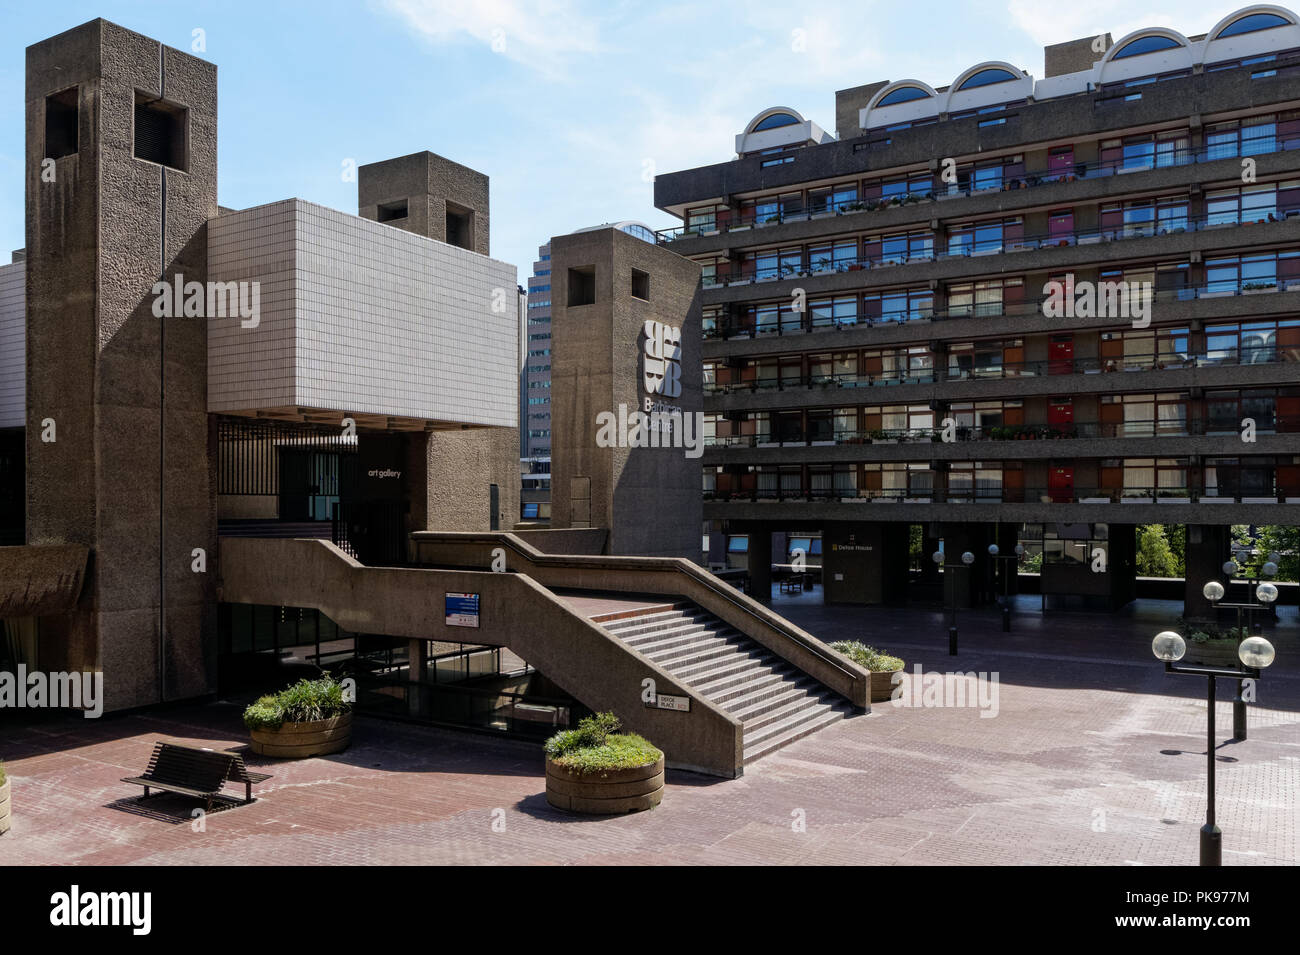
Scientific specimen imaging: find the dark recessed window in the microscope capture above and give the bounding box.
[446,203,473,249]
[956,68,1019,91]
[134,92,188,171]
[877,85,931,107]
[1216,13,1291,38]
[568,266,595,307]
[45,87,79,160]
[377,199,408,222]
[1112,35,1182,59]
[631,268,649,301]
[753,112,799,131]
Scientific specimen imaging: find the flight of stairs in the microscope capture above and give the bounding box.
[594,602,854,764]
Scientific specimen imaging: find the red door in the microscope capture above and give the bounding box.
[1048,209,1074,246]
[1048,399,1074,432]
[1049,466,1074,503]
[1049,335,1074,375]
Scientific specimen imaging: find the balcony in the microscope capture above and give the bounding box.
[659,136,1300,245]
[705,485,1300,506]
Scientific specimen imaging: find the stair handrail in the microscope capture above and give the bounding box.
[410,530,860,683]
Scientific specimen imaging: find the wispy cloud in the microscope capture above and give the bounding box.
[379,0,603,78]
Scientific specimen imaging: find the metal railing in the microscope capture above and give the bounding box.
[659,136,1300,243]
[705,485,1296,505]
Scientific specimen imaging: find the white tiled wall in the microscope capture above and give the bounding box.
[208,199,518,427]
[0,261,24,429]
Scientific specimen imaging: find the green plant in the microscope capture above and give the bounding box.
[829,640,904,672]
[0,761,6,787]
[242,675,351,730]
[545,712,661,775]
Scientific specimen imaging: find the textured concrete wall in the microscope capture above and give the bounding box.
[1044,35,1110,78]
[0,262,23,428]
[411,426,521,533]
[549,228,704,558]
[833,81,888,139]
[208,200,518,426]
[25,20,217,709]
[220,536,743,776]
[357,151,490,256]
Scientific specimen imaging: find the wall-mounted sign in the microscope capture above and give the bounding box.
[642,319,682,398]
[445,593,480,628]
[653,694,690,712]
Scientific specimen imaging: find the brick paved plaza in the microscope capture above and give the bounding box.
[1,597,1296,866]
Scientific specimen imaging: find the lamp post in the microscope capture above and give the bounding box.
[933,549,975,655]
[987,543,1023,632]
[1152,629,1276,866]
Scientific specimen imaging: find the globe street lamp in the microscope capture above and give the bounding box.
[989,542,1023,632]
[1152,629,1276,865]
[933,549,975,655]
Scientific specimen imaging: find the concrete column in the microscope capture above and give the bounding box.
[1184,524,1231,622]
[408,638,427,718]
[747,528,773,602]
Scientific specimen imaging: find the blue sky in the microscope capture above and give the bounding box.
[0,0,1259,280]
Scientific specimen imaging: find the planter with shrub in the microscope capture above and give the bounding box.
[544,713,663,814]
[243,675,353,758]
[0,761,9,835]
[1183,628,1248,668]
[830,641,905,702]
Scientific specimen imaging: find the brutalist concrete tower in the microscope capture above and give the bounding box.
[25,20,218,709]
[548,227,703,558]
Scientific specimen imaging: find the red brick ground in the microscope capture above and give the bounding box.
[0,597,1295,865]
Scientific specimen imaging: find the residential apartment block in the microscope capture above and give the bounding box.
[653,5,1300,615]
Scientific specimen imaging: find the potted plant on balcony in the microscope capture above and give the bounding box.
[0,761,10,835]
[244,674,353,758]
[829,641,905,703]
[544,712,663,814]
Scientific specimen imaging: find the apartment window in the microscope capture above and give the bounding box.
[1206,181,1300,225]
[1206,319,1300,365]
[947,278,1024,317]
[1100,129,1189,171]
[134,92,188,171]
[377,199,408,222]
[808,240,858,273]
[808,183,859,214]
[808,295,859,328]
[567,266,596,306]
[631,269,650,300]
[864,287,932,324]
[1205,250,1300,293]
[45,87,79,160]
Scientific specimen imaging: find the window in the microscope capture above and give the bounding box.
[567,266,595,306]
[45,87,78,160]
[877,86,931,107]
[727,535,749,553]
[631,269,649,300]
[446,203,474,249]
[1215,13,1292,38]
[753,112,799,131]
[377,199,408,222]
[1112,35,1182,59]
[956,68,1018,90]
[133,92,187,171]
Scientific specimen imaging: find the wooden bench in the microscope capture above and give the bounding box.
[122,742,271,812]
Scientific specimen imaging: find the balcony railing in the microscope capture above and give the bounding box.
[705,348,1300,394]
[705,485,1300,505]
[701,211,1299,289]
[659,135,1300,243]
[703,278,1300,339]
[705,417,1300,449]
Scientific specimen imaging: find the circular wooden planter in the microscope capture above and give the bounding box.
[870,668,903,703]
[545,755,664,814]
[0,779,11,835]
[249,713,352,758]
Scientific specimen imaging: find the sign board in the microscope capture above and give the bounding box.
[445,593,480,628]
[653,694,690,712]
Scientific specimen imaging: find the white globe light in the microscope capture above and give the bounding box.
[1256,582,1279,605]
[961,551,975,565]
[1223,560,1238,576]
[1238,636,1276,668]
[1203,581,1225,602]
[1015,544,1025,556]
[1263,561,1278,578]
[932,550,944,565]
[988,544,999,556]
[1152,631,1187,662]
[1269,552,1281,563]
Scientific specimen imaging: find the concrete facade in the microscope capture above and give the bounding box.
[0,259,23,429]
[24,19,218,708]
[548,227,704,558]
[358,151,490,256]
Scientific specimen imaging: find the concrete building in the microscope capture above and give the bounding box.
[520,221,657,524]
[0,19,866,774]
[652,5,1300,617]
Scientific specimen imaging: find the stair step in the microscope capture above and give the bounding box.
[742,706,852,763]
[598,599,850,765]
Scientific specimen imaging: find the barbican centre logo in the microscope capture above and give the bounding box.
[593,319,703,458]
[642,319,682,398]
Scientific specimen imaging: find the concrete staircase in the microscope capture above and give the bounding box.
[595,602,853,764]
